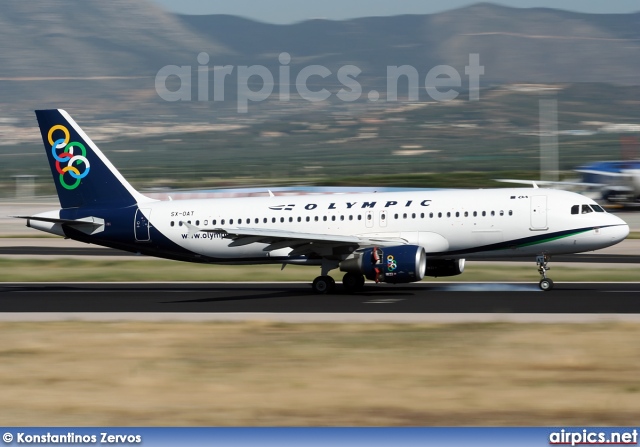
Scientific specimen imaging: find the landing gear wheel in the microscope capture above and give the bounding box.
[312,276,335,294]
[536,254,554,292]
[539,278,554,291]
[342,272,365,293]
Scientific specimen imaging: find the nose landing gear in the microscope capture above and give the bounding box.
[537,255,554,291]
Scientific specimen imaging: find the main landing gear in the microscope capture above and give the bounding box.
[312,276,335,294]
[311,273,366,294]
[312,260,365,294]
[342,272,365,293]
[312,260,338,294]
[536,254,554,291]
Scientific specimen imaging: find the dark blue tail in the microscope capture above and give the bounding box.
[35,109,152,209]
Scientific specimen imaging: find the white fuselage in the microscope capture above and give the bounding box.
[131,188,628,262]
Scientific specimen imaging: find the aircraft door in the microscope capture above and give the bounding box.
[135,208,151,242]
[530,196,548,230]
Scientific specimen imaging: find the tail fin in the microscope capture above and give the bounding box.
[35,109,153,209]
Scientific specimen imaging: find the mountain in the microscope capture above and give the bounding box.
[0,0,227,119]
[177,3,640,85]
[0,0,227,78]
[1,1,640,121]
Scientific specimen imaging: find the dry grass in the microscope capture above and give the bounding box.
[0,322,639,426]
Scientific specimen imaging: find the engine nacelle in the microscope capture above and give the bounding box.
[424,259,466,277]
[340,245,426,284]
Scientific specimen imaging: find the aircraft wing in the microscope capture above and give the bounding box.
[494,179,605,188]
[180,221,407,256]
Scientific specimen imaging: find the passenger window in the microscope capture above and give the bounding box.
[509,211,513,216]
[438,212,442,218]
[500,211,504,216]
[213,220,217,225]
[280,217,284,223]
[455,212,460,218]
[464,212,468,217]
[447,212,451,218]
[332,216,336,221]
[473,211,477,217]
[221,220,225,225]
[297,217,301,222]
[179,222,183,227]
[349,215,353,221]
[272,217,276,223]
[429,213,433,218]
[315,216,319,222]
[340,215,345,221]
[306,217,310,222]
[491,211,495,217]
[394,214,399,219]
[171,221,174,227]
[482,211,486,217]
[367,214,372,221]
[323,216,327,222]
[196,220,200,226]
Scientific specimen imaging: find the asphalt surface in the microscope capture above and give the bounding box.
[1,282,640,314]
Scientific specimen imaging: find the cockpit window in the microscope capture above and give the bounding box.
[573,204,603,214]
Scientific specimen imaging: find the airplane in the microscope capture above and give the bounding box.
[575,160,640,205]
[14,109,630,292]
[497,160,640,206]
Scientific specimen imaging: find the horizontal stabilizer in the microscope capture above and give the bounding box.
[12,215,105,235]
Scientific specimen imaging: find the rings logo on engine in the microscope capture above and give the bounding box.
[386,255,397,271]
[48,125,91,190]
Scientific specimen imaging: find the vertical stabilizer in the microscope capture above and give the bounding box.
[35,109,154,209]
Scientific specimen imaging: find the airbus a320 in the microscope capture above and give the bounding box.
[15,110,630,293]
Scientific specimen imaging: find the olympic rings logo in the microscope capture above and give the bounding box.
[48,125,90,190]
[386,255,397,271]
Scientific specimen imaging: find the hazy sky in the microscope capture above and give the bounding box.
[151,0,640,23]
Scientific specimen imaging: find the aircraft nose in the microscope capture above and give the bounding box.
[610,216,630,243]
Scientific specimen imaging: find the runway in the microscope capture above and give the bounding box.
[1,282,640,317]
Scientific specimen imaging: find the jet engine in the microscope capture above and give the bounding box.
[424,259,465,277]
[340,245,426,284]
